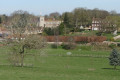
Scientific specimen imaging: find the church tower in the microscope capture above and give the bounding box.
[39,16,45,27]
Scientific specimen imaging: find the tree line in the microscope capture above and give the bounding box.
[0,8,120,35]
[43,8,120,35]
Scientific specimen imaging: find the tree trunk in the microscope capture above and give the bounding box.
[20,46,25,67]
[21,53,24,67]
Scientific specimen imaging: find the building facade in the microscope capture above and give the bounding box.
[92,18,117,32]
[92,18,102,30]
[39,16,62,28]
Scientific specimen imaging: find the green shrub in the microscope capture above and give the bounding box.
[110,38,115,42]
[79,45,92,51]
[96,32,103,36]
[61,43,76,50]
[42,32,48,36]
[51,44,58,49]
[117,43,120,47]
[109,44,116,49]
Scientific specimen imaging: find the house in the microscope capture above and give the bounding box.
[39,16,62,28]
[92,18,117,32]
[92,18,102,30]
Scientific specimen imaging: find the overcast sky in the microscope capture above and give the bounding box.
[0,0,120,15]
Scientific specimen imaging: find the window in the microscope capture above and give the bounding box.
[41,19,43,21]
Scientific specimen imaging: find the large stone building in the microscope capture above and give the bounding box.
[39,16,62,28]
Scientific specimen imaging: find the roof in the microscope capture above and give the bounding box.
[45,18,61,22]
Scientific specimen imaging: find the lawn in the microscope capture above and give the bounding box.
[0,46,120,80]
[66,31,98,36]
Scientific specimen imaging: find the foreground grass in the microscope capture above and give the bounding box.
[0,46,120,80]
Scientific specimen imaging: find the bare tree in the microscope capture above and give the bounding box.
[10,10,38,36]
[9,35,47,67]
[8,10,46,67]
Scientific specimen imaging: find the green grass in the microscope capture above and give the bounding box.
[0,46,120,80]
[66,31,98,36]
[102,33,114,41]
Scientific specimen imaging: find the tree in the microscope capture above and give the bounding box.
[0,14,8,24]
[10,10,38,35]
[109,49,120,69]
[73,8,91,28]
[9,35,46,67]
[63,12,69,27]
[8,10,42,67]
[10,10,29,36]
[49,12,61,19]
[62,12,73,33]
[58,23,64,35]
[106,16,120,30]
[110,10,117,16]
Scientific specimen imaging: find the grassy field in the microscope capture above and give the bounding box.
[66,31,98,36]
[0,46,120,80]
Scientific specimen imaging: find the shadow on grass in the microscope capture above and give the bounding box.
[0,64,40,69]
[102,68,120,70]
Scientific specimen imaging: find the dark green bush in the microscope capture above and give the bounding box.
[96,32,103,36]
[117,43,120,47]
[51,44,58,49]
[61,43,76,50]
[109,44,116,49]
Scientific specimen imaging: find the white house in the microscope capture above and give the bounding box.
[92,18,102,30]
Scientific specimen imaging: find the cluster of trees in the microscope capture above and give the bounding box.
[0,8,120,28]
[9,10,38,35]
[0,10,39,30]
[42,23,67,36]
[43,8,120,35]
[44,12,61,20]
[0,8,120,35]
[63,8,120,33]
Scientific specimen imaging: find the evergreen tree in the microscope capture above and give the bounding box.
[109,49,120,69]
[63,12,70,28]
[58,23,64,35]
[63,13,68,25]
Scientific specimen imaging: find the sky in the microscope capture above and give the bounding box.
[0,0,120,16]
